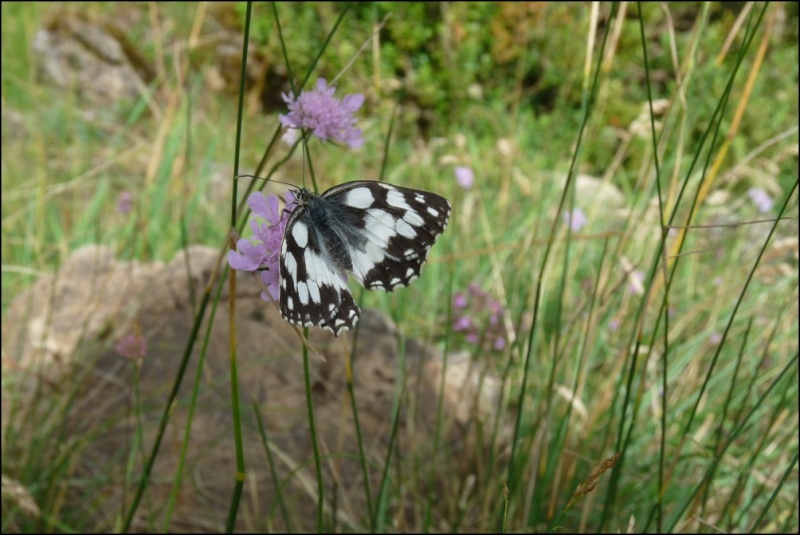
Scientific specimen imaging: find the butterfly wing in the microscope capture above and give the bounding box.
[321,181,451,292]
[279,202,361,336]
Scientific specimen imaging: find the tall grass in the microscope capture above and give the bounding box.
[2,2,797,533]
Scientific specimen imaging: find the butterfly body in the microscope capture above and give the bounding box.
[279,180,450,336]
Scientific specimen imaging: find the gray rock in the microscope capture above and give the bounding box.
[2,244,507,532]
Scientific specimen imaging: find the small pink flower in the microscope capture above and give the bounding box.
[453,316,472,332]
[468,283,487,297]
[449,283,509,352]
[117,191,134,215]
[116,332,147,362]
[454,166,474,189]
[747,187,773,213]
[563,208,588,232]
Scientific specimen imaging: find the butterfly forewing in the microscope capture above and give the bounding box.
[279,199,362,335]
[279,180,450,336]
[341,182,450,291]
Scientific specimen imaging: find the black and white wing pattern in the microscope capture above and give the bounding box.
[279,180,450,336]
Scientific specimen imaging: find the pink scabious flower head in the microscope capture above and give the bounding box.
[279,78,365,148]
[747,187,773,213]
[563,208,588,232]
[453,293,468,309]
[453,315,473,332]
[228,190,297,300]
[454,166,474,189]
[449,282,509,353]
[117,191,134,215]
[116,331,147,362]
[468,283,487,298]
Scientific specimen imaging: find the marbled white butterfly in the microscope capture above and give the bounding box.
[280,180,450,336]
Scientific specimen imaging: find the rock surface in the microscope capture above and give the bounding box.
[32,13,154,105]
[2,244,506,532]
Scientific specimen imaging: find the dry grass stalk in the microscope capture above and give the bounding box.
[1,475,41,518]
[565,451,621,511]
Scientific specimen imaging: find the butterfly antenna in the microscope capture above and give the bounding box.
[235,174,295,189]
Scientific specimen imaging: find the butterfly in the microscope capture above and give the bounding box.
[279,180,450,336]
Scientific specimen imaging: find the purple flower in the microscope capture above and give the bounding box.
[468,283,487,298]
[488,300,504,325]
[747,187,773,213]
[448,282,510,352]
[563,208,588,232]
[608,318,621,331]
[453,315,473,332]
[117,191,134,215]
[279,78,364,148]
[628,270,645,295]
[259,268,281,302]
[228,190,297,300]
[454,166,474,189]
[116,332,147,362]
[710,332,722,345]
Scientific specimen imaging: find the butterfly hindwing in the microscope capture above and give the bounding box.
[279,180,450,336]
